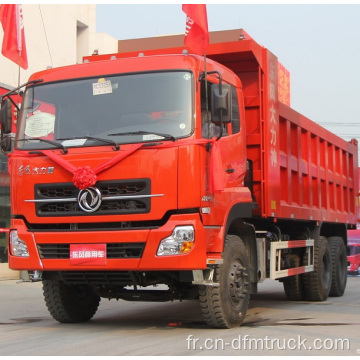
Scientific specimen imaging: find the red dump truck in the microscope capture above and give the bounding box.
[1,29,358,328]
[347,229,360,274]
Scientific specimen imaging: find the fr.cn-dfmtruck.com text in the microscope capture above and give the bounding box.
[186,335,351,351]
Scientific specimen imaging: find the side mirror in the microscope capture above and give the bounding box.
[1,136,12,152]
[0,99,13,152]
[210,83,231,124]
[0,99,13,134]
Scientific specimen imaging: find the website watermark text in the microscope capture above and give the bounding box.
[186,335,350,351]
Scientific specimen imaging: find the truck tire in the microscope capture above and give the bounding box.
[328,236,347,297]
[302,236,332,301]
[282,254,305,301]
[43,279,100,323]
[199,234,250,328]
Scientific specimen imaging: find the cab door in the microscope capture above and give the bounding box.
[201,81,248,193]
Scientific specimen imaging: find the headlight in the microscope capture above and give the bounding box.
[9,230,29,257]
[157,225,195,256]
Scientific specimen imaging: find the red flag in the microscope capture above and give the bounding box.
[0,4,28,69]
[182,4,209,55]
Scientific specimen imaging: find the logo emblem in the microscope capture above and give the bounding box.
[77,187,102,213]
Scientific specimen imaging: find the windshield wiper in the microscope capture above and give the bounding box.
[107,131,176,142]
[58,136,120,151]
[19,137,68,153]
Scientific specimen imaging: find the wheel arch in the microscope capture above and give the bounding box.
[225,203,258,287]
[320,222,348,245]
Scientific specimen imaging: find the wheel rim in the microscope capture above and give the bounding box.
[228,258,247,308]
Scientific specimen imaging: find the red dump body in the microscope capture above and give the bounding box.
[207,38,358,223]
[85,30,359,225]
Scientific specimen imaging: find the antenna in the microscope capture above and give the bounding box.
[39,5,53,68]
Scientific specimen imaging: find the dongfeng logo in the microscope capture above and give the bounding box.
[77,187,102,213]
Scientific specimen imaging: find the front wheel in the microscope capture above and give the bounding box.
[43,279,101,323]
[199,235,250,328]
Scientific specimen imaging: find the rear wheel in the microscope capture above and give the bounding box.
[283,254,305,301]
[328,236,347,297]
[43,279,100,323]
[199,234,250,328]
[302,236,332,301]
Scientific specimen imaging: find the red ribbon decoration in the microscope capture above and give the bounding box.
[10,139,224,192]
[40,143,143,190]
[72,166,97,190]
[209,140,225,192]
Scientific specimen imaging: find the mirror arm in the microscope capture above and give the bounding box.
[0,79,43,100]
[0,79,44,112]
[199,70,222,95]
[6,96,19,112]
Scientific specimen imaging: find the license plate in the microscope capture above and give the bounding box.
[70,244,107,266]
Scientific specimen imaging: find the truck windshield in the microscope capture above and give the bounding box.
[16,71,193,150]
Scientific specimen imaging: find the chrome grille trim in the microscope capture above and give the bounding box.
[25,194,164,203]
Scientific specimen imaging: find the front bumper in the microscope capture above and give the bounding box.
[8,213,209,271]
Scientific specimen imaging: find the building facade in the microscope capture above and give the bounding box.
[0,4,118,279]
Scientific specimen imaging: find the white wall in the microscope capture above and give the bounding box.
[0,4,118,88]
[92,32,119,59]
[0,4,118,280]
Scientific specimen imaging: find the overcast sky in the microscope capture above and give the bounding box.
[96,3,360,157]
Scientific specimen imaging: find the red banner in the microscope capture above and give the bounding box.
[182,4,209,55]
[278,62,290,106]
[0,4,28,69]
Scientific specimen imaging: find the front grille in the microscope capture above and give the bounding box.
[107,243,144,258]
[38,242,145,259]
[27,220,161,231]
[38,244,68,259]
[38,199,146,214]
[34,179,151,217]
[39,186,75,198]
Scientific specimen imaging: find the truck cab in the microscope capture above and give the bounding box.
[8,53,251,269]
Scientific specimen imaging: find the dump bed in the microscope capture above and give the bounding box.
[84,29,359,225]
[205,30,358,224]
